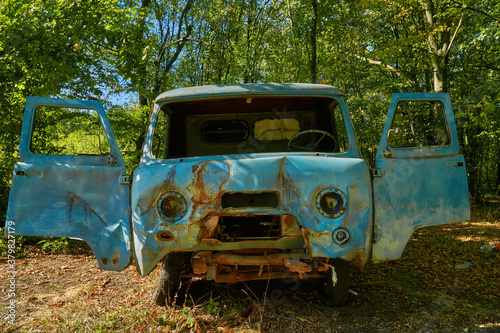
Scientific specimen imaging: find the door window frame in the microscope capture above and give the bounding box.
[376,93,460,159]
[19,97,125,167]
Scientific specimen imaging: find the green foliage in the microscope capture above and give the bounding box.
[31,106,112,155]
[0,0,139,223]
[206,297,221,316]
[37,237,70,254]
[107,104,148,171]
[0,227,27,258]
[0,0,499,219]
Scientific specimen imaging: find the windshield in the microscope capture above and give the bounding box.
[151,96,349,159]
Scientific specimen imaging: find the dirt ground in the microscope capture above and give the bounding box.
[1,204,500,332]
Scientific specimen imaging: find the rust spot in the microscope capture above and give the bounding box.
[156,231,174,241]
[188,161,230,222]
[301,227,312,254]
[281,215,302,237]
[101,258,109,265]
[218,266,232,275]
[282,215,296,228]
[111,250,121,265]
[198,216,218,239]
[283,259,313,273]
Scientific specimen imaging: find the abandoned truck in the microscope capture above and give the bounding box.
[6,83,470,306]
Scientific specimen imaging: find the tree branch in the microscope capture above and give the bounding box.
[353,54,417,86]
[177,0,193,39]
[452,0,500,23]
[164,37,211,49]
[446,13,464,55]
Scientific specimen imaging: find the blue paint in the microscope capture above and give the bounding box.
[5,86,470,278]
[372,93,470,261]
[6,97,131,271]
[131,156,373,275]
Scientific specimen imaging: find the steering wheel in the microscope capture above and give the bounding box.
[288,130,337,152]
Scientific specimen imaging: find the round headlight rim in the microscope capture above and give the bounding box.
[158,191,188,222]
[316,187,346,219]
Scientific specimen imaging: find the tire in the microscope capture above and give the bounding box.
[153,253,185,306]
[314,258,350,306]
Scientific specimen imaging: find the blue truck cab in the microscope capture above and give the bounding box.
[6,83,470,305]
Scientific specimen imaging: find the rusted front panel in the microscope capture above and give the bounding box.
[189,251,326,282]
[131,155,372,275]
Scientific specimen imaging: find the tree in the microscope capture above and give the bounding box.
[1,0,499,216]
[0,0,139,221]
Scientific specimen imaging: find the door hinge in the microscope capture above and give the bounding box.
[108,155,118,166]
[120,176,131,185]
[371,168,384,177]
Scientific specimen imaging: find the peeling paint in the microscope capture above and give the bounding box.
[131,155,373,275]
[6,97,132,272]
[372,93,470,262]
[6,88,469,285]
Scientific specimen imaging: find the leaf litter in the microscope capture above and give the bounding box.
[1,203,499,332]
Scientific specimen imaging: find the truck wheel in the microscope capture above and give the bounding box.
[314,258,350,306]
[153,253,185,306]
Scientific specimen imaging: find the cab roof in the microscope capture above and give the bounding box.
[154,83,343,104]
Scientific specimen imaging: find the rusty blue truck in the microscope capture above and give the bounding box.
[6,83,470,306]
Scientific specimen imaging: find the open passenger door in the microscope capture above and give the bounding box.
[6,97,131,270]
[372,93,470,262]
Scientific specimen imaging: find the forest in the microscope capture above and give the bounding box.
[1,0,499,223]
[1,2,500,331]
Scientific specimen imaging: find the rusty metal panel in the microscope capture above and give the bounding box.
[6,97,131,271]
[372,93,470,262]
[154,83,343,104]
[131,155,373,276]
[132,84,368,276]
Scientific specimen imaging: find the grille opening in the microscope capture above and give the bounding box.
[216,216,281,241]
[221,192,279,208]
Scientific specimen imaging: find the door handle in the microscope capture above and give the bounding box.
[16,168,43,179]
[446,161,465,168]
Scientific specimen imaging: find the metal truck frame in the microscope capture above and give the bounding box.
[6,83,470,306]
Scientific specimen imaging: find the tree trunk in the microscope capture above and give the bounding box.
[420,0,452,93]
[134,0,151,151]
[310,0,318,83]
[244,1,255,83]
[496,144,500,195]
[138,0,151,107]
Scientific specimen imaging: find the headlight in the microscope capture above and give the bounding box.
[316,187,346,218]
[158,192,187,222]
